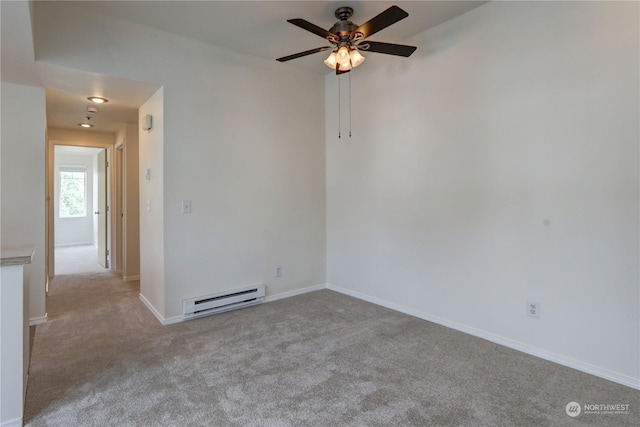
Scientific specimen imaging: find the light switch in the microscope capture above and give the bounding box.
[182,200,192,214]
[145,169,151,181]
[146,200,151,213]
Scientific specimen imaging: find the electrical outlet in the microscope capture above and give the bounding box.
[275,265,282,277]
[527,301,540,319]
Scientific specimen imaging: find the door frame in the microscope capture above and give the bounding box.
[46,138,116,279]
[96,148,109,268]
[114,142,124,274]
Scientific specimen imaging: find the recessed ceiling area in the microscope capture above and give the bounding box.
[63,1,488,75]
[3,1,487,133]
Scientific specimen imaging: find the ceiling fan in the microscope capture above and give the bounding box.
[276,5,417,74]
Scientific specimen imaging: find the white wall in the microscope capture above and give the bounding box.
[0,82,47,322]
[32,2,327,321]
[326,1,639,387]
[139,88,164,317]
[54,151,96,246]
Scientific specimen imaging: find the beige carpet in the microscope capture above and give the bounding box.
[25,272,638,426]
[54,245,109,275]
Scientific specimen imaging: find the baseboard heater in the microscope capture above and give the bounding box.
[183,284,265,320]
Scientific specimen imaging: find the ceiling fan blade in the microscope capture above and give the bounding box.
[276,46,333,62]
[360,41,417,57]
[287,19,336,41]
[351,5,408,40]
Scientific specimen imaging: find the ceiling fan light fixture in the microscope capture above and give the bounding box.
[276,5,416,75]
[338,61,352,72]
[324,51,338,69]
[350,49,365,68]
[336,46,350,65]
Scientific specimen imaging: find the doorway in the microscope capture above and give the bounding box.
[48,143,114,278]
[52,145,108,274]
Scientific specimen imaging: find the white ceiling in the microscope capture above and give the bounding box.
[73,1,487,73]
[2,1,487,133]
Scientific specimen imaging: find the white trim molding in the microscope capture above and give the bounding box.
[139,284,327,326]
[0,416,23,427]
[54,242,94,247]
[138,293,190,325]
[264,283,326,303]
[29,314,48,326]
[138,293,166,325]
[326,283,640,391]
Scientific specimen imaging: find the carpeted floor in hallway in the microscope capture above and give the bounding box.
[25,272,639,426]
[54,245,109,275]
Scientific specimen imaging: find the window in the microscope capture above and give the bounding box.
[59,166,87,218]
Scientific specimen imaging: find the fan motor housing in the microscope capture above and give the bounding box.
[329,20,358,39]
[334,6,353,20]
[329,6,358,41]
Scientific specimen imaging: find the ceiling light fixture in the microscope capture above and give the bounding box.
[336,46,351,65]
[324,46,364,71]
[87,96,108,104]
[79,115,93,128]
[323,52,337,68]
[349,49,365,68]
[337,61,352,72]
[278,6,416,76]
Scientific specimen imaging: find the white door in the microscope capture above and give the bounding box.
[96,149,108,267]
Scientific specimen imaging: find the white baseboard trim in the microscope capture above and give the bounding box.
[54,243,94,247]
[29,314,48,326]
[123,275,140,282]
[163,314,183,325]
[138,293,166,325]
[264,283,326,303]
[326,283,640,391]
[138,293,185,325]
[141,283,327,326]
[0,416,22,427]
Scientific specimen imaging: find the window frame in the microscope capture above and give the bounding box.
[58,165,88,219]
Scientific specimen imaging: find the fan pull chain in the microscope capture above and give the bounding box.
[348,72,352,138]
[338,75,341,139]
